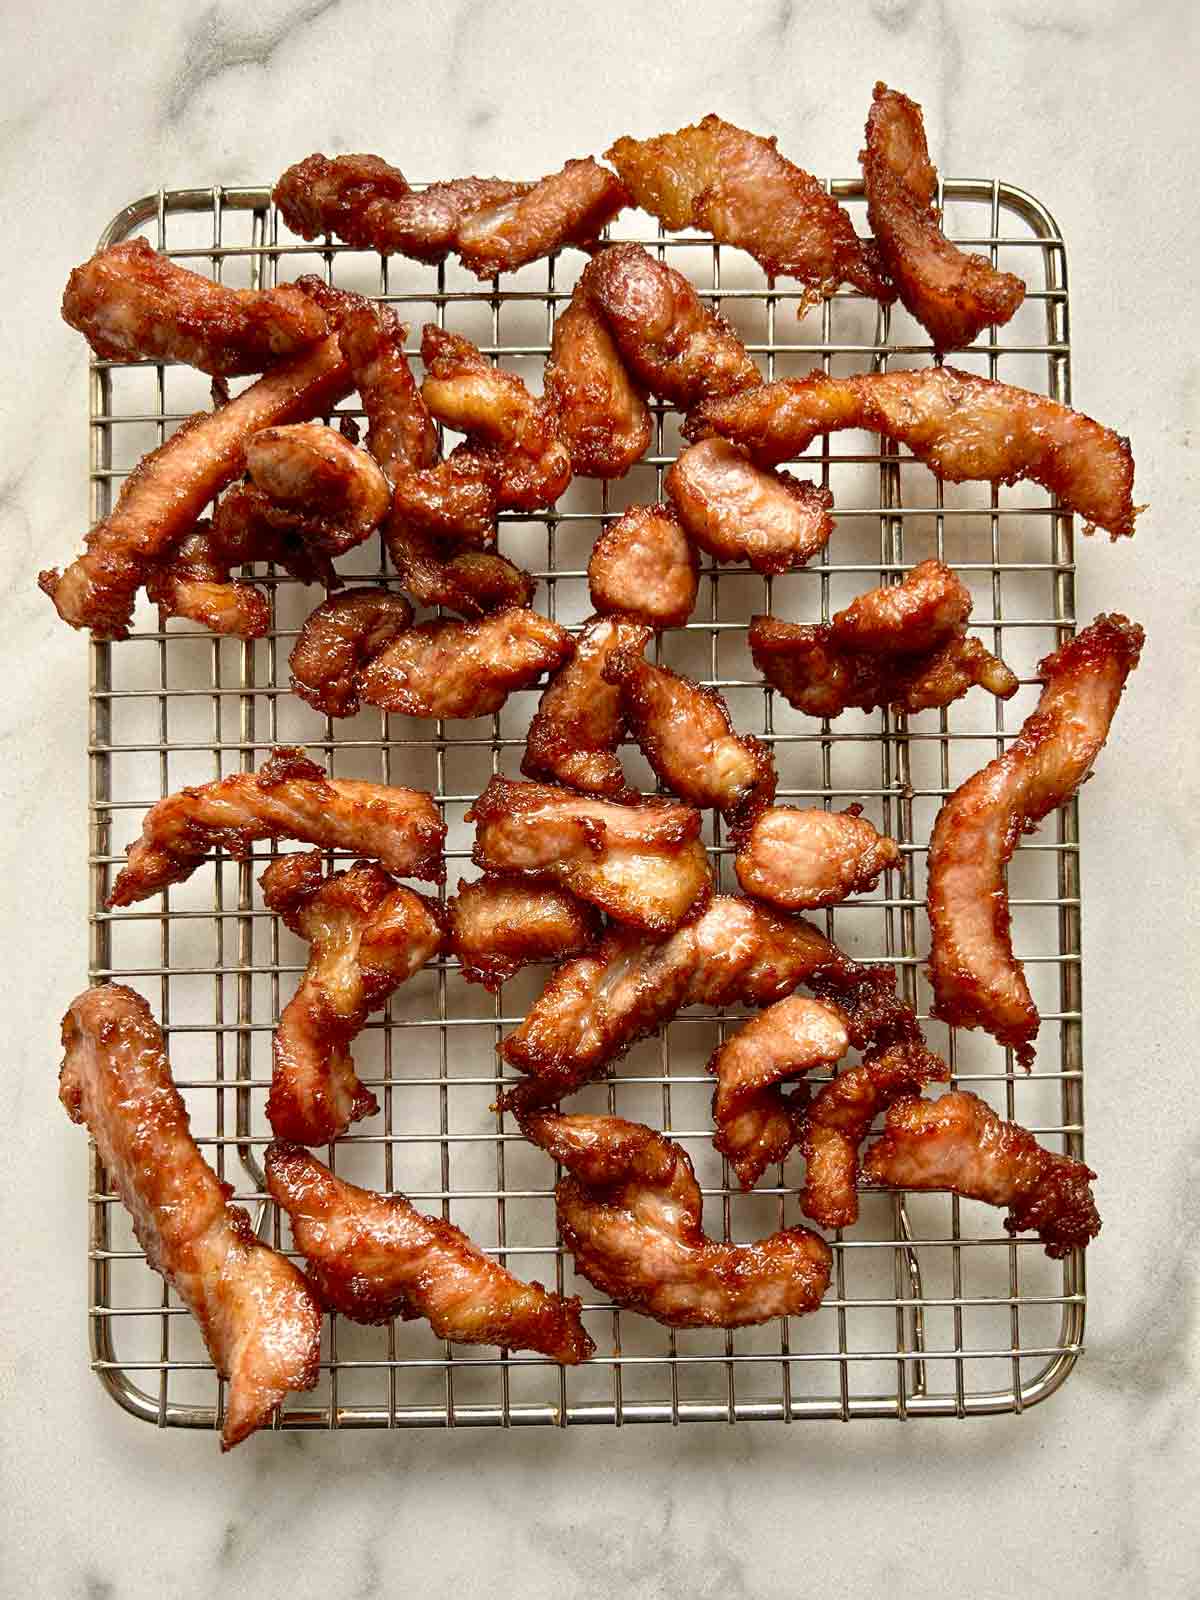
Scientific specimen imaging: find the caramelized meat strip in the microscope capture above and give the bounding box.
[928,614,1143,1064]
[145,524,272,639]
[261,854,443,1145]
[800,1043,949,1230]
[522,615,652,801]
[207,483,341,590]
[420,325,572,511]
[357,607,572,720]
[861,83,1025,352]
[608,114,890,302]
[665,439,833,574]
[40,331,354,638]
[582,244,761,407]
[734,805,900,910]
[832,559,970,654]
[604,644,776,825]
[289,588,414,717]
[265,1143,593,1360]
[588,504,699,629]
[58,986,322,1449]
[469,777,711,934]
[62,236,329,375]
[500,894,861,1102]
[275,152,626,279]
[710,996,850,1189]
[861,1090,1100,1257]
[108,746,445,906]
[447,875,601,991]
[687,366,1139,538]
[544,280,652,477]
[519,1112,831,1328]
[244,422,392,553]
[337,301,439,474]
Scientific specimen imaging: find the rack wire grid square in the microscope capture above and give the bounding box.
[84,174,1086,1435]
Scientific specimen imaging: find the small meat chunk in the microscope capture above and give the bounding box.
[734,806,900,910]
[665,438,833,574]
[544,279,652,477]
[831,559,971,654]
[357,607,573,720]
[588,504,699,630]
[289,588,415,718]
[244,422,392,552]
[145,524,271,638]
[468,777,711,934]
[447,875,601,991]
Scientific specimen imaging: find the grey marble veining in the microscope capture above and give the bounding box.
[2,2,1198,1597]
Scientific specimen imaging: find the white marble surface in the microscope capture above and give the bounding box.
[3,2,1198,1596]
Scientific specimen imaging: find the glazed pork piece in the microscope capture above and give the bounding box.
[587,504,700,630]
[832,558,971,654]
[469,777,711,934]
[522,615,653,800]
[687,366,1139,539]
[58,986,322,1449]
[262,854,443,1145]
[544,280,652,477]
[582,244,761,408]
[447,875,601,991]
[108,747,445,906]
[928,614,1143,1064]
[499,894,861,1102]
[734,806,900,911]
[608,114,890,302]
[207,483,341,588]
[145,524,272,639]
[265,1144,593,1361]
[243,422,392,553]
[710,995,850,1189]
[665,438,834,574]
[357,607,573,720]
[274,152,627,278]
[861,83,1025,353]
[420,325,572,512]
[800,1042,949,1230]
[519,1112,832,1329]
[62,237,329,375]
[289,588,415,718]
[861,1090,1101,1258]
[603,644,776,825]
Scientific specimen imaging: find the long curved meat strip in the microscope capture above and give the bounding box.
[543,279,652,478]
[604,643,776,825]
[588,504,699,630]
[861,83,1026,353]
[582,244,761,408]
[108,746,445,907]
[687,366,1139,539]
[521,615,652,801]
[861,1090,1100,1258]
[607,114,890,302]
[261,853,443,1145]
[58,986,322,1449]
[518,1112,831,1329]
[750,614,1018,717]
[289,588,415,717]
[499,894,861,1102]
[265,1143,593,1360]
[734,805,900,910]
[62,237,329,376]
[710,995,850,1189]
[665,438,833,574]
[244,422,391,553]
[145,524,272,639]
[447,875,601,992]
[420,325,572,512]
[800,1043,949,1230]
[468,777,711,935]
[357,607,573,720]
[927,614,1143,1064]
[336,300,438,474]
[274,152,627,279]
[39,330,354,638]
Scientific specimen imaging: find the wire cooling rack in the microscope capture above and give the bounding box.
[84,174,1086,1434]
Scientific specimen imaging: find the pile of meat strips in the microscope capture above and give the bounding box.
[50,86,1143,1447]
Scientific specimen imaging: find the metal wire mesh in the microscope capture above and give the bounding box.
[85,176,1085,1434]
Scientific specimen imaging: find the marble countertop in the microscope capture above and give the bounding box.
[3,3,1197,1596]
